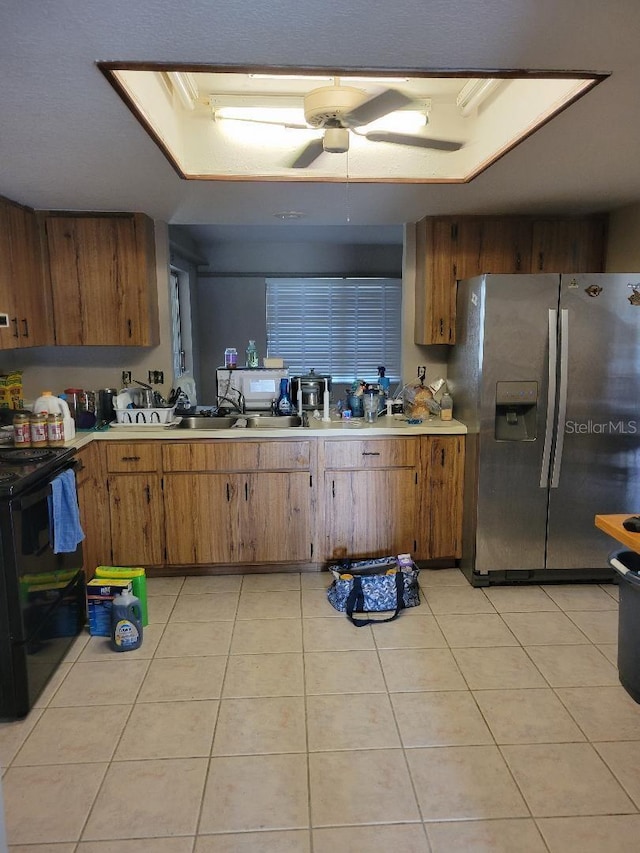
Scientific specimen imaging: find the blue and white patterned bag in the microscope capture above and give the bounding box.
[327,554,420,627]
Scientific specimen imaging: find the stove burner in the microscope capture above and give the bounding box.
[0,472,17,484]
[0,448,54,464]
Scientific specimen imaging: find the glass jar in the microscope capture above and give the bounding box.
[47,413,65,446]
[13,413,31,447]
[224,347,238,369]
[440,392,453,421]
[29,413,48,447]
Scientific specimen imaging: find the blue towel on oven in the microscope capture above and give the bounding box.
[48,469,85,554]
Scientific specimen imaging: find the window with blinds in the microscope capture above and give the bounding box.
[266,278,402,383]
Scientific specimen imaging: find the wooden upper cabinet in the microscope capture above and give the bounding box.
[0,196,53,349]
[42,212,159,346]
[414,214,607,345]
[531,217,607,272]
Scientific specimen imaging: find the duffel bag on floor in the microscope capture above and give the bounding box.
[327,554,420,627]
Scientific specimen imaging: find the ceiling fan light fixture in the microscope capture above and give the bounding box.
[323,127,350,153]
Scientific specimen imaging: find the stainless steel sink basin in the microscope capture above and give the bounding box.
[177,416,237,429]
[177,414,304,429]
[245,414,303,428]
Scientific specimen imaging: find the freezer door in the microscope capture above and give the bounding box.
[546,274,640,569]
[472,274,560,573]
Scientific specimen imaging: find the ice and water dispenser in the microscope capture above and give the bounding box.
[494,381,538,441]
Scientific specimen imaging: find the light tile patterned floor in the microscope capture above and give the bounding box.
[2,569,640,851]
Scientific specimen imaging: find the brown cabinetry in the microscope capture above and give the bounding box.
[420,435,465,559]
[105,443,164,566]
[0,197,53,349]
[162,440,313,566]
[414,214,607,345]
[321,438,420,561]
[42,212,159,346]
[75,441,110,577]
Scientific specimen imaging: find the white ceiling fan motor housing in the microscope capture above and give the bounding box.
[303,85,367,127]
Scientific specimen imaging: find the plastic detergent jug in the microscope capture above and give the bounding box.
[109,587,143,652]
[32,392,75,440]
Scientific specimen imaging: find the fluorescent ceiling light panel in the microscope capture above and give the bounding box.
[100,65,605,183]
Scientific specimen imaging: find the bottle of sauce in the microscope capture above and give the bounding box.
[13,413,31,447]
[29,413,48,447]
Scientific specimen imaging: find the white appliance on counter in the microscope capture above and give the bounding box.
[216,367,288,412]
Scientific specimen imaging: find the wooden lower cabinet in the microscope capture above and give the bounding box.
[163,470,312,565]
[77,434,464,573]
[324,468,418,561]
[107,473,165,566]
[321,437,421,561]
[421,435,465,559]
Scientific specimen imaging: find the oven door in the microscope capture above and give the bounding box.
[0,470,85,719]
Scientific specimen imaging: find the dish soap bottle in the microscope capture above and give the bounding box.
[246,339,259,368]
[110,586,143,652]
[276,378,293,415]
[377,366,390,412]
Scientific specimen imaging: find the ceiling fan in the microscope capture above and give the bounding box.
[216,79,464,168]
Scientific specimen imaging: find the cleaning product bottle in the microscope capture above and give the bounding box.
[246,339,259,368]
[377,366,390,413]
[276,377,293,415]
[109,586,143,652]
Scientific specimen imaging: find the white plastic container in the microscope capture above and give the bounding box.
[32,392,75,440]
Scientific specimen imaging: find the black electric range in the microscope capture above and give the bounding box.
[0,446,78,498]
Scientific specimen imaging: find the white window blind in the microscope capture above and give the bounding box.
[266,277,402,384]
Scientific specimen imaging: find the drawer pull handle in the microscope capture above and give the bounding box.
[121,456,141,462]
[362,451,381,456]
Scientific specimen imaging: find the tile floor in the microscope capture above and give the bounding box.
[2,569,640,852]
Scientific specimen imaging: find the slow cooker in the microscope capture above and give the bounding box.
[291,370,332,410]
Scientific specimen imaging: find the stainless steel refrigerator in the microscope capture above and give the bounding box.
[448,273,640,585]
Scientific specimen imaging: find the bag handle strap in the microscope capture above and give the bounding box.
[345,571,406,627]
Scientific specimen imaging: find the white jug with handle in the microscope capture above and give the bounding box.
[32,392,75,440]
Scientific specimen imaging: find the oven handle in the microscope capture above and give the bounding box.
[13,462,79,511]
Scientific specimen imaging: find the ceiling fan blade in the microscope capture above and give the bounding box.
[290,138,325,168]
[364,130,463,151]
[344,88,414,127]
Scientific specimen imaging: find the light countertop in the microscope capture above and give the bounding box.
[68,416,466,447]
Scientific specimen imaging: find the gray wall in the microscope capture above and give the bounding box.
[194,239,405,405]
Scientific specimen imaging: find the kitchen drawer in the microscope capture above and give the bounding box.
[105,442,161,472]
[323,438,418,469]
[162,440,310,472]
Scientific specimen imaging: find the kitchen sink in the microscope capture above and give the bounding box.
[177,416,237,429]
[244,414,303,428]
[177,414,304,429]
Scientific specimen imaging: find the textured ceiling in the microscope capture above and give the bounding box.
[1,0,638,244]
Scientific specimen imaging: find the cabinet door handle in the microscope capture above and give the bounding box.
[441,448,446,466]
[538,251,544,271]
[10,317,19,339]
[226,482,230,502]
[332,480,335,498]
[362,451,381,456]
[145,485,151,504]
[245,481,248,501]
[121,456,141,462]
[21,318,29,338]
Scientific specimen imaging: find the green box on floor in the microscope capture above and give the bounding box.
[87,579,132,637]
[95,566,149,626]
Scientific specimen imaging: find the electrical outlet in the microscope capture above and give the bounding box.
[122,371,131,386]
[148,370,164,385]
[417,366,427,382]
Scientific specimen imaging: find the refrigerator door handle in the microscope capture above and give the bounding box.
[550,308,569,488]
[540,309,558,488]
